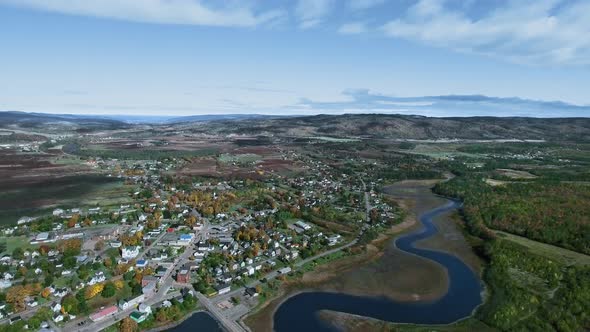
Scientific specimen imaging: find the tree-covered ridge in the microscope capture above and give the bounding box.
[435,177,590,255]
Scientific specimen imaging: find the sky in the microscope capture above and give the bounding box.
[0,0,589,117]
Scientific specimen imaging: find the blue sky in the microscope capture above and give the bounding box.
[0,0,589,117]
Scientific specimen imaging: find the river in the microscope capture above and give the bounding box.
[273,199,483,331]
[164,312,223,332]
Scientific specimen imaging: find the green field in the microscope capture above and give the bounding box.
[0,236,37,255]
[495,231,590,266]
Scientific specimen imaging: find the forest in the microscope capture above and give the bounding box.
[434,177,590,255]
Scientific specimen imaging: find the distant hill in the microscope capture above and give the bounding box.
[164,114,288,124]
[0,111,130,131]
[181,114,590,141]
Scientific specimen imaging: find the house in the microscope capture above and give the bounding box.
[54,288,68,297]
[130,311,148,323]
[53,209,65,216]
[176,269,190,283]
[0,280,12,289]
[118,294,145,310]
[122,246,140,259]
[136,259,148,268]
[327,234,341,246]
[88,272,106,285]
[138,304,151,314]
[215,283,231,295]
[179,233,194,243]
[50,302,61,313]
[110,241,122,248]
[26,299,38,307]
[246,266,255,276]
[17,216,36,225]
[35,232,50,242]
[245,287,259,297]
[295,220,311,231]
[142,281,157,295]
[53,313,64,323]
[9,316,21,325]
[141,275,159,287]
[90,305,118,322]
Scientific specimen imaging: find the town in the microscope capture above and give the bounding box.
[0,142,401,332]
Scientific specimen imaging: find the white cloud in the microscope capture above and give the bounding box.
[0,0,284,27]
[348,0,387,10]
[381,0,590,65]
[295,0,334,29]
[338,22,367,34]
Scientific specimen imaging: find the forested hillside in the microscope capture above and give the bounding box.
[434,178,590,254]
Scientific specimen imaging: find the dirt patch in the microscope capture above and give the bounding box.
[495,168,537,179]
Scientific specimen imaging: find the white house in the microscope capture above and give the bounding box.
[118,294,145,310]
[51,302,62,313]
[122,246,140,259]
[88,272,106,285]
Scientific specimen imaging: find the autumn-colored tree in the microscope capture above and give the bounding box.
[39,245,50,255]
[6,283,42,312]
[114,280,125,290]
[119,317,138,332]
[67,213,80,228]
[41,287,51,298]
[156,308,168,322]
[57,238,82,256]
[85,283,104,299]
[185,215,197,227]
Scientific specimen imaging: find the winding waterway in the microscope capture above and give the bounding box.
[273,199,483,331]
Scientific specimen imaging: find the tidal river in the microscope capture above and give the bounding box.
[273,199,483,331]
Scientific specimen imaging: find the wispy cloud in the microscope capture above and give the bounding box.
[296,89,590,117]
[338,22,367,34]
[348,0,387,11]
[0,0,284,27]
[295,0,335,29]
[381,0,590,65]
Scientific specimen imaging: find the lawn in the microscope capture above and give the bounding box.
[0,236,37,255]
[495,231,590,266]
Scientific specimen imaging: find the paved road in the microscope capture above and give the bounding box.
[361,178,371,222]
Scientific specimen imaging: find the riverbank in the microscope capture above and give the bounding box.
[317,310,496,332]
[245,179,480,331]
[145,310,203,332]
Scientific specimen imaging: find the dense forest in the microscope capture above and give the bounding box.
[434,177,590,255]
[433,171,590,331]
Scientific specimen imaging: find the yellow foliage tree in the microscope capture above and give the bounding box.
[114,280,125,290]
[85,283,105,299]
